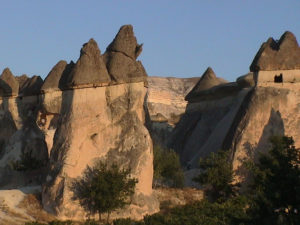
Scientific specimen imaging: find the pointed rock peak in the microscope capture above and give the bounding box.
[20,75,43,96]
[278,31,299,48]
[42,60,68,92]
[106,24,142,59]
[185,67,226,101]
[16,74,30,89]
[1,67,14,78]
[80,38,101,57]
[66,38,110,88]
[202,67,217,79]
[0,67,19,96]
[250,31,300,71]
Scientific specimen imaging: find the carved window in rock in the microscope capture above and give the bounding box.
[274,73,283,83]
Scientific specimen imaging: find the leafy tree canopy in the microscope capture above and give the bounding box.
[71,161,138,222]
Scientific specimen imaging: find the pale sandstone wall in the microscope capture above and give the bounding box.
[256,69,300,84]
[0,95,47,167]
[42,82,158,220]
[230,83,300,182]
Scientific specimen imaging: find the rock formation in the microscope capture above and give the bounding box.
[0,25,158,220]
[185,67,227,101]
[103,25,147,84]
[65,39,111,88]
[250,31,300,71]
[168,67,251,167]
[0,68,19,96]
[19,75,43,96]
[146,76,199,146]
[168,32,300,187]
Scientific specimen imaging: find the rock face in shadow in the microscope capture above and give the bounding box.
[250,31,300,71]
[19,75,43,96]
[0,25,158,220]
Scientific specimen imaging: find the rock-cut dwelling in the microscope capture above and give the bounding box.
[250,31,300,85]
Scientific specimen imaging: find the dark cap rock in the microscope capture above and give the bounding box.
[185,67,226,101]
[16,74,30,89]
[0,68,19,96]
[66,39,111,88]
[41,60,68,93]
[19,75,43,96]
[250,31,300,71]
[103,52,147,83]
[106,25,143,60]
[104,25,147,84]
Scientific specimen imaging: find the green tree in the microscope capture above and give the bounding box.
[71,161,138,223]
[193,150,236,201]
[247,136,300,225]
[153,145,184,188]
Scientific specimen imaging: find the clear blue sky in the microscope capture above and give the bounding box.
[0,0,299,81]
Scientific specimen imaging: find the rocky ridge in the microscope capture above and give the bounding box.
[0,25,158,221]
[169,31,300,187]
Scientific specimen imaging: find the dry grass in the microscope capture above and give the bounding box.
[154,187,203,213]
[18,193,56,223]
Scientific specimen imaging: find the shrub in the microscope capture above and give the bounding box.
[193,150,235,201]
[71,161,138,223]
[153,145,184,188]
[247,136,300,225]
[11,150,44,171]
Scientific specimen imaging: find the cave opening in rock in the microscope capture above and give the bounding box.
[274,73,283,83]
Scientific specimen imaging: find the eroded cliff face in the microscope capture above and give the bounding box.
[227,83,300,181]
[169,31,300,183]
[41,83,157,220]
[0,25,158,220]
[146,76,199,146]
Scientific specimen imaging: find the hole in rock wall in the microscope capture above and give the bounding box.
[274,73,283,83]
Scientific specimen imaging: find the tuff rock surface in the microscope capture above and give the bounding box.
[104,25,147,84]
[0,25,158,221]
[146,76,199,146]
[168,32,300,187]
[250,31,300,71]
[0,68,19,96]
[185,67,227,102]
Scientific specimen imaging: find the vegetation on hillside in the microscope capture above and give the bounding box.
[153,145,184,188]
[25,135,300,225]
[71,161,138,223]
[193,150,236,201]
[246,136,300,224]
